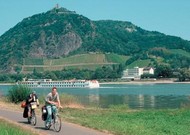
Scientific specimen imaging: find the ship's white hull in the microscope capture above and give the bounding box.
[17,79,99,88]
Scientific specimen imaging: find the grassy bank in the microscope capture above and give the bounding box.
[60,105,190,135]
[0,117,40,135]
[1,95,190,135]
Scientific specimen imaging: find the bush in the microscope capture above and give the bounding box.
[7,85,32,103]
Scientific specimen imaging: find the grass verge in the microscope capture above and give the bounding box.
[61,106,190,135]
[0,117,42,135]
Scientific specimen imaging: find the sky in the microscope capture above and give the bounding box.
[0,0,190,41]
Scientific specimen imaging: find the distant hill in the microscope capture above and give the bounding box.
[0,7,190,73]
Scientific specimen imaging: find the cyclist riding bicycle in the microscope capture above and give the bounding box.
[45,87,62,128]
[26,91,39,120]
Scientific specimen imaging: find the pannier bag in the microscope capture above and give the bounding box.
[30,102,37,109]
[21,101,26,108]
[23,107,28,118]
[41,105,48,121]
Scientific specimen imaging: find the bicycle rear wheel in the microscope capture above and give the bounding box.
[31,111,37,126]
[53,114,61,132]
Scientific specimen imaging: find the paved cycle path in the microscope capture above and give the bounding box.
[0,108,111,135]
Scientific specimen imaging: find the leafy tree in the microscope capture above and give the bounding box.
[0,75,11,82]
[44,71,57,80]
[155,64,173,78]
[14,66,22,74]
[10,74,23,82]
[178,68,190,81]
[32,68,43,78]
[93,68,105,79]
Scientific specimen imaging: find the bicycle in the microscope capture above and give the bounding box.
[28,102,37,126]
[45,106,62,132]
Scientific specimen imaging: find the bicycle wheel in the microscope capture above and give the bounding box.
[53,114,61,132]
[31,110,37,126]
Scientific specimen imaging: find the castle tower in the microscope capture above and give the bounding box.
[55,4,59,9]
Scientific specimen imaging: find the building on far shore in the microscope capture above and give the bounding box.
[143,67,154,74]
[122,67,154,80]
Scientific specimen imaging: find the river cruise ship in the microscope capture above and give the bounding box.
[17,79,100,88]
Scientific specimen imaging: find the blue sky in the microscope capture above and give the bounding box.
[0,0,190,40]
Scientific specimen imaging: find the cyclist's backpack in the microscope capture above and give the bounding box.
[41,105,48,121]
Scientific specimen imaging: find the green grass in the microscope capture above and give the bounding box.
[20,53,126,73]
[105,53,130,64]
[170,49,190,58]
[23,67,44,72]
[0,118,38,135]
[43,66,64,71]
[61,107,190,135]
[127,59,152,68]
[24,58,44,65]
[63,63,117,70]
[43,59,52,65]
[51,54,108,65]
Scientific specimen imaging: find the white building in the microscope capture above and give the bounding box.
[122,67,154,80]
[143,67,154,74]
[122,67,144,80]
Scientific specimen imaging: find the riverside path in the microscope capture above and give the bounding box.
[0,108,111,135]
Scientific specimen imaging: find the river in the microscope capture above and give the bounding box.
[0,83,190,109]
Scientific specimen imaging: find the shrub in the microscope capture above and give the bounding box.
[7,85,32,103]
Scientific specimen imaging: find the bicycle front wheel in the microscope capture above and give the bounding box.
[53,114,61,132]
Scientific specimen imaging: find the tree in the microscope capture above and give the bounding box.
[32,68,43,78]
[14,66,22,74]
[44,71,57,80]
[93,68,105,79]
[155,64,173,78]
[178,68,190,81]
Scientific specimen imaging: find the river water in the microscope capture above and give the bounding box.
[0,83,190,109]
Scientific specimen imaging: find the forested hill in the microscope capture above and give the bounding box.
[0,7,190,73]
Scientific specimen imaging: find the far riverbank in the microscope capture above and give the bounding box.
[100,79,190,84]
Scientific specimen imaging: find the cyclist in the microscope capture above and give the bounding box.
[26,91,39,120]
[45,87,62,127]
